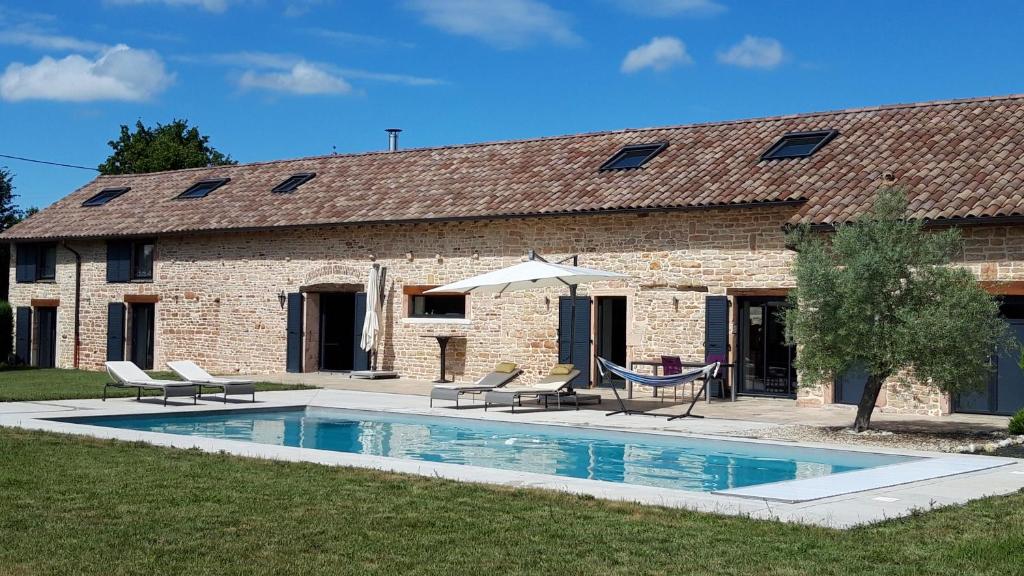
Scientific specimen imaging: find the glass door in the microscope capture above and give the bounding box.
[737,298,797,397]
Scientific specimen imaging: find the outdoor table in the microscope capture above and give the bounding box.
[627,359,662,399]
[680,361,735,403]
[420,334,462,383]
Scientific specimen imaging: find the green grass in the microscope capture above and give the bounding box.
[0,367,312,402]
[0,428,1022,576]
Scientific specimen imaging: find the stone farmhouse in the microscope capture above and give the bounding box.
[5,95,1024,417]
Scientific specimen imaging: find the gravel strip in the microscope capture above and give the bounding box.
[724,423,1024,455]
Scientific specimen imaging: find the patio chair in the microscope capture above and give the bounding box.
[103,361,199,406]
[483,366,582,413]
[430,362,523,407]
[166,360,257,403]
[661,355,696,400]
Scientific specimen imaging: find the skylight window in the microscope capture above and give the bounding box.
[82,187,129,207]
[176,178,230,199]
[272,172,316,193]
[599,143,668,171]
[761,130,838,160]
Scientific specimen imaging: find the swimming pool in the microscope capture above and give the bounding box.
[65,407,917,492]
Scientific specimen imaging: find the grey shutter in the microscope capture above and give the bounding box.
[15,244,35,283]
[558,296,591,387]
[704,295,730,396]
[106,302,126,361]
[286,293,303,373]
[106,241,131,283]
[352,292,369,371]
[14,306,31,365]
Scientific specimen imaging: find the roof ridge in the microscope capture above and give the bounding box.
[95,93,1024,179]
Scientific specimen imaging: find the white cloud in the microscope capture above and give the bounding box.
[0,29,107,52]
[238,62,352,95]
[207,51,444,89]
[616,0,725,17]
[0,44,174,102]
[405,0,579,49]
[105,0,233,13]
[306,28,416,49]
[621,36,692,73]
[717,35,784,69]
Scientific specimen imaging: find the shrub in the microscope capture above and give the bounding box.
[1010,409,1024,436]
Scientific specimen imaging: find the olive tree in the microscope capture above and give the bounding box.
[785,188,1009,431]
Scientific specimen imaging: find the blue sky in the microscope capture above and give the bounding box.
[1,0,1023,210]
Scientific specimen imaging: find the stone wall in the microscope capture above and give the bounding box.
[8,213,1024,416]
[6,207,795,386]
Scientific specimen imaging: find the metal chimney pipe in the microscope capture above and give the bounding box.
[386,128,402,152]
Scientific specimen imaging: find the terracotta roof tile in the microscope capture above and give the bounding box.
[6,94,1024,240]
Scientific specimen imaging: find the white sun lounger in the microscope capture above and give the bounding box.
[104,361,199,406]
[484,368,582,413]
[167,360,257,403]
[430,365,523,407]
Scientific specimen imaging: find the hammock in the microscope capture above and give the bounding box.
[596,357,720,419]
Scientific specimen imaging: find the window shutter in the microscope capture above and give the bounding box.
[352,292,369,371]
[286,293,303,373]
[704,295,730,396]
[106,302,126,361]
[106,241,131,283]
[15,244,36,283]
[14,306,31,365]
[557,296,591,387]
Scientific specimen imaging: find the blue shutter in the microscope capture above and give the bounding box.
[15,244,35,283]
[705,296,730,396]
[106,302,126,361]
[106,241,131,283]
[558,296,591,387]
[14,306,31,365]
[352,292,369,371]
[286,293,303,373]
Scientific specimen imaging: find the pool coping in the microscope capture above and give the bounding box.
[2,388,1022,528]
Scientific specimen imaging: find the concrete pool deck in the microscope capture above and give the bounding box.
[1,388,1022,529]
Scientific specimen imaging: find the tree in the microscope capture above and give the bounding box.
[785,188,1009,431]
[1,167,21,301]
[98,119,236,175]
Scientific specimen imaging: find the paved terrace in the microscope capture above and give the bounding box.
[243,371,1011,434]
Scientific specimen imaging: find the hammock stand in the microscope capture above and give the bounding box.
[596,357,720,420]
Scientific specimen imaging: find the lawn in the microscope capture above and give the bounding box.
[0,427,1022,576]
[0,367,312,402]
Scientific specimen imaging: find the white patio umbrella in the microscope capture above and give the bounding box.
[426,253,627,379]
[360,264,383,356]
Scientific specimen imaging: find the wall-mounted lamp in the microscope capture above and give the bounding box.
[406,252,414,262]
[672,295,680,311]
[369,254,377,262]
[472,251,479,260]
[277,291,287,309]
[435,253,443,264]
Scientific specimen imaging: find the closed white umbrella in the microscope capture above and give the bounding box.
[427,253,626,384]
[360,265,382,353]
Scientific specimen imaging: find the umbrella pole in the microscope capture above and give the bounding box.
[567,254,579,392]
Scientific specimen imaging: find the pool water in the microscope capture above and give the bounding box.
[66,407,917,492]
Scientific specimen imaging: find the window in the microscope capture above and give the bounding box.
[131,240,155,280]
[409,294,466,319]
[761,130,838,160]
[36,244,56,281]
[599,142,668,171]
[82,187,129,207]
[15,243,56,283]
[177,178,230,199]
[272,173,316,193]
[107,239,155,282]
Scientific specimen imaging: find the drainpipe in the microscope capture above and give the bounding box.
[62,242,82,369]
